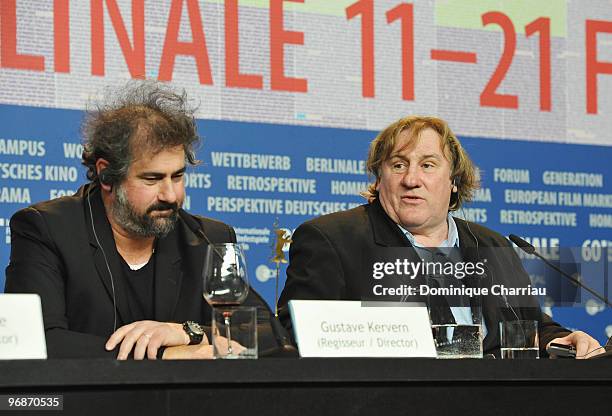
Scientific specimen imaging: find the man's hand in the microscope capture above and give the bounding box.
[161,336,245,360]
[547,331,603,359]
[105,320,208,360]
[162,344,214,359]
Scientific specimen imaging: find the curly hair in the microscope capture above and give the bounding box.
[362,115,479,211]
[81,81,200,184]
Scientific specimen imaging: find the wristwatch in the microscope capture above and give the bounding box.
[182,321,204,345]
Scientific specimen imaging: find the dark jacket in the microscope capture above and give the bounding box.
[278,199,571,355]
[5,183,274,358]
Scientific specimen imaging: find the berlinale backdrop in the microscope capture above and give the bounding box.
[0,0,610,343]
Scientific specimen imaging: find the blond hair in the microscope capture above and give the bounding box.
[362,115,479,211]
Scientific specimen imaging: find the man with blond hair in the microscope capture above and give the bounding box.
[279,115,601,358]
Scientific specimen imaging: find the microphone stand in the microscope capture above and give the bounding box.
[509,234,611,307]
[509,235,612,358]
[179,209,298,357]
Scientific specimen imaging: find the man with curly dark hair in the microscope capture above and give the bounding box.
[6,82,250,359]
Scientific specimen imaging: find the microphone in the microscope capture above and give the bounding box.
[508,235,536,254]
[248,289,299,357]
[178,209,298,357]
[508,234,611,308]
[179,208,210,242]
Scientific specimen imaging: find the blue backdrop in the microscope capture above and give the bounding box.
[1,103,610,343]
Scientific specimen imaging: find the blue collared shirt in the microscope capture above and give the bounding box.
[398,215,487,336]
[398,213,460,249]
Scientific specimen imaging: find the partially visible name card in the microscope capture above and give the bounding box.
[288,300,436,358]
[0,294,47,359]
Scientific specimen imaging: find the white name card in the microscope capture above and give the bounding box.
[289,300,436,358]
[0,294,47,359]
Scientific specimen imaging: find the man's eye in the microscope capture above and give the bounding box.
[172,174,184,182]
[391,162,406,171]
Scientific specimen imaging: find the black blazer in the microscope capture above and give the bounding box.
[278,198,571,355]
[5,183,269,358]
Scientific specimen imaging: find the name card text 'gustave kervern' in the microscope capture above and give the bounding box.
[288,300,436,358]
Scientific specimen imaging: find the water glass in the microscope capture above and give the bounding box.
[499,320,539,359]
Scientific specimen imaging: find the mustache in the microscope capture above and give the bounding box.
[146,201,179,214]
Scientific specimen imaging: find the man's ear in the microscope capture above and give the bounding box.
[95,159,112,192]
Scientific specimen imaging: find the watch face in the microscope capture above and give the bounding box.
[187,321,203,335]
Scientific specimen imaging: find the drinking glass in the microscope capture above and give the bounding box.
[203,243,249,358]
[499,320,539,359]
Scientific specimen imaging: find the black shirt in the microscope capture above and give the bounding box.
[120,254,156,321]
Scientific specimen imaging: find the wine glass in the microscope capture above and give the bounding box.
[203,243,249,357]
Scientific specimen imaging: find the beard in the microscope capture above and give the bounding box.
[111,185,180,238]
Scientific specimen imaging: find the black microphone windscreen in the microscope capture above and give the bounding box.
[508,234,536,254]
[179,208,206,238]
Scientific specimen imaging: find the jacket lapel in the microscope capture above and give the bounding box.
[368,198,413,248]
[367,199,428,296]
[84,184,133,326]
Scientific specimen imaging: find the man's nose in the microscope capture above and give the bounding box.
[401,165,420,188]
[158,179,178,203]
